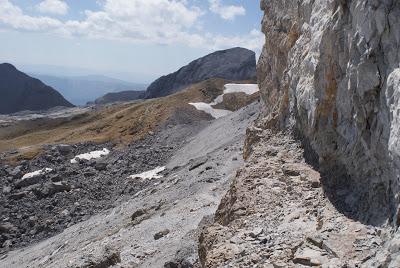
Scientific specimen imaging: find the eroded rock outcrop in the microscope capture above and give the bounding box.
[257,0,400,225]
[199,0,400,267]
[199,129,387,267]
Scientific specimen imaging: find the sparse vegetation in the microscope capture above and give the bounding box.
[0,78,257,162]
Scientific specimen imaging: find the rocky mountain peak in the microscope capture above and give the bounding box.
[145,47,257,99]
[0,64,74,114]
[0,63,18,71]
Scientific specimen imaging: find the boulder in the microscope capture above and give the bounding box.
[56,144,73,156]
[0,223,17,234]
[15,175,43,189]
[154,229,170,240]
[164,259,193,268]
[9,191,28,200]
[8,166,22,179]
[15,168,52,188]
[2,186,12,194]
[131,209,146,221]
[95,162,108,171]
[188,156,208,171]
[33,181,71,198]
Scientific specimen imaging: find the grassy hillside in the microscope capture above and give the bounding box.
[0,78,257,162]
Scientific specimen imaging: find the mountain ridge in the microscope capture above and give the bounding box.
[145,47,257,99]
[94,90,145,105]
[0,63,74,114]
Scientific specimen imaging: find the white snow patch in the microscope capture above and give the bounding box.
[21,168,53,180]
[70,148,110,164]
[127,166,166,180]
[189,83,259,119]
[223,84,259,95]
[188,102,232,119]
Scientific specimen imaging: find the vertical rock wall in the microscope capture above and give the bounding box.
[257,0,400,224]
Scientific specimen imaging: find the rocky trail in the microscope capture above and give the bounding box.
[0,100,260,267]
[199,123,398,267]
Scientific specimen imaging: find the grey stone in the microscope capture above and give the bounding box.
[249,228,263,238]
[56,144,73,156]
[2,186,12,194]
[0,223,16,234]
[164,259,193,268]
[131,209,146,222]
[33,182,71,198]
[188,156,208,171]
[8,166,22,179]
[15,174,43,189]
[154,229,170,240]
[9,191,27,200]
[94,162,107,171]
[2,240,12,248]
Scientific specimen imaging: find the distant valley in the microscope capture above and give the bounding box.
[32,74,148,105]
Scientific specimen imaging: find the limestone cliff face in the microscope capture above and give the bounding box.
[258,0,400,224]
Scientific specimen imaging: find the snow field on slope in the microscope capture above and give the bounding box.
[189,83,259,119]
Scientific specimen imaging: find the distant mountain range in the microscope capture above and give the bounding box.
[0,47,258,114]
[18,63,154,84]
[50,47,258,105]
[145,47,257,99]
[32,74,148,105]
[0,63,74,114]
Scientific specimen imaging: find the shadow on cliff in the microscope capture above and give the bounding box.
[297,131,391,227]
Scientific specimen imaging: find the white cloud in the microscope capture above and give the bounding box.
[0,0,262,53]
[209,0,245,20]
[36,0,69,15]
[63,0,205,45]
[0,0,62,31]
[211,29,264,57]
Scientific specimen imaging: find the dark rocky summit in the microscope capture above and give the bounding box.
[94,90,145,105]
[0,63,73,114]
[145,47,256,99]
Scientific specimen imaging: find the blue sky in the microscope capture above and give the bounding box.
[0,0,263,82]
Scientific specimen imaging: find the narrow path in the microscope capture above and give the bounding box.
[200,127,387,267]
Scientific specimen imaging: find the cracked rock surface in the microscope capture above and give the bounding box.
[199,126,394,267]
[257,0,400,224]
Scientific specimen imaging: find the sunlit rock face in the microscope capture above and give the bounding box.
[257,0,400,224]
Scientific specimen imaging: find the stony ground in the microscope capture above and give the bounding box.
[0,112,210,255]
[199,124,397,267]
[0,101,260,267]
